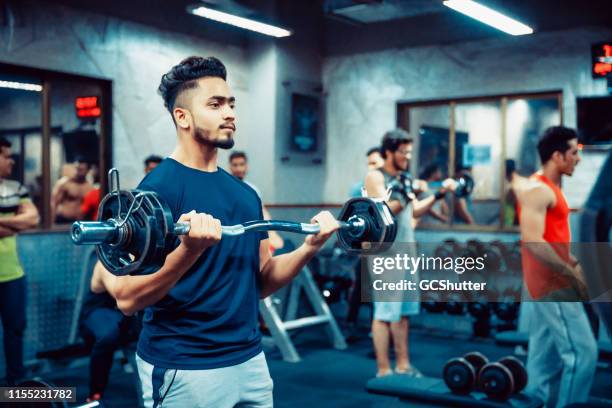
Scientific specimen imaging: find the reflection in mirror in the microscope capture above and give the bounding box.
[0,74,43,228]
[408,105,451,227]
[504,97,561,227]
[50,78,102,225]
[454,101,502,226]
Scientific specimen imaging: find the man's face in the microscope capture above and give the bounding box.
[145,162,159,174]
[75,161,89,178]
[229,157,247,180]
[0,147,15,178]
[392,143,412,172]
[178,77,236,150]
[557,138,581,176]
[367,151,384,170]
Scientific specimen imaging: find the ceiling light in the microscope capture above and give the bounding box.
[0,80,42,92]
[443,0,533,36]
[188,5,291,38]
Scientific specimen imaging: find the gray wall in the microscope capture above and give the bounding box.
[0,0,253,190]
[323,27,612,204]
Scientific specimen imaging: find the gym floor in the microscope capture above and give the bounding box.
[38,317,612,407]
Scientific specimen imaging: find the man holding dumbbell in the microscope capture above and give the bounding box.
[364,129,456,377]
[516,126,598,407]
[91,56,339,407]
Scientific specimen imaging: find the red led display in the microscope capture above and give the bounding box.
[592,43,612,78]
[75,96,101,118]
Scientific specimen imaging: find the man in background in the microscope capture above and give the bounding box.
[0,137,40,385]
[144,155,163,174]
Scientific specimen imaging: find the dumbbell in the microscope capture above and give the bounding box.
[443,351,489,394]
[445,292,466,315]
[478,356,528,400]
[493,288,521,323]
[434,239,461,259]
[421,291,445,313]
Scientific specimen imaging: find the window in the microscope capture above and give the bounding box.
[0,63,112,230]
[397,91,562,231]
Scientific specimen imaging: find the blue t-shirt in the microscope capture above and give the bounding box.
[136,158,267,369]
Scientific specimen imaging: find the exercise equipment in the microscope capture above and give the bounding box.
[478,356,528,400]
[443,351,489,394]
[390,173,474,202]
[72,169,397,275]
[366,375,543,408]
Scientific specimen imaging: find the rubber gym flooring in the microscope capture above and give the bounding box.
[34,321,612,408]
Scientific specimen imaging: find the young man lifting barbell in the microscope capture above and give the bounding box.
[90,56,339,408]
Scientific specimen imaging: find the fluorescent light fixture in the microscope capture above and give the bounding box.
[443,0,533,36]
[188,6,291,38]
[0,80,43,92]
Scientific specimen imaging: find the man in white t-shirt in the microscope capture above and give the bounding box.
[229,151,283,250]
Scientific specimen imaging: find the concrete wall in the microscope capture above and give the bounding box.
[323,27,612,204]
[0,0,252,190]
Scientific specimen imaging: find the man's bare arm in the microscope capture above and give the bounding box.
[0,201,40,230]
[364,170,404,214]
[0,225,17,238]
[259,212,338,298]
[91,211,222,315]
[519,186,579,280]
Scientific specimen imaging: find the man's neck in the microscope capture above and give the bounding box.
[383,161,399,176]
[541,163,562,186]
[171,135,218,172]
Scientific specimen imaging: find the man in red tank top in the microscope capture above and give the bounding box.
[516,126,597,408]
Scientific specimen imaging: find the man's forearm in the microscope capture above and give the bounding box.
[113,244,202,314]
[412,194,436,217]
[260,243,319,298]
[0,225,16,238]
[524,240,576,279]
[0,213,39,231]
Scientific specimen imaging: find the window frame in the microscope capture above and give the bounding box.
[0,62,113,232]
[397,90,563,232]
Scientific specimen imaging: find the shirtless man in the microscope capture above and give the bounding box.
[515,126,597,407]
[51,158,94,223]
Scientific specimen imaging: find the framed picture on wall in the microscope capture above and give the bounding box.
[290,93,319,153]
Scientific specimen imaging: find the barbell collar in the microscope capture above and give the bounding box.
[72,220,119,245]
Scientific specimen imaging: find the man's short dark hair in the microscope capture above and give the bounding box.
[144,155,163,166]
[380,129,412,159]
[537,126,578,164]
[158,56,227,115]
[229,151,247,162]
[0,137,11,149]
[366,146,380,157]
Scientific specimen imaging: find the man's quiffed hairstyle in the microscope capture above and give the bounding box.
[380,129,412,159]
[537,126,578,164]
[158,56,227,114]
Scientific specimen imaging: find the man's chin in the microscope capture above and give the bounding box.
[215,138,235,150]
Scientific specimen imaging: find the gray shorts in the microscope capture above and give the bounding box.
[136,351,273,408]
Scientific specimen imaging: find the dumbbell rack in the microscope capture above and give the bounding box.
[259,266,347,362]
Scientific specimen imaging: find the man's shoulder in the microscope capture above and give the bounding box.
[518,180,554,209]
[0,179,27,196]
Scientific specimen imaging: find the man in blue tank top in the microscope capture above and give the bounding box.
[91,56,339,407]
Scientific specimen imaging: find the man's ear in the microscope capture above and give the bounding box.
[551,150,564,163]
[174,107,191,129]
